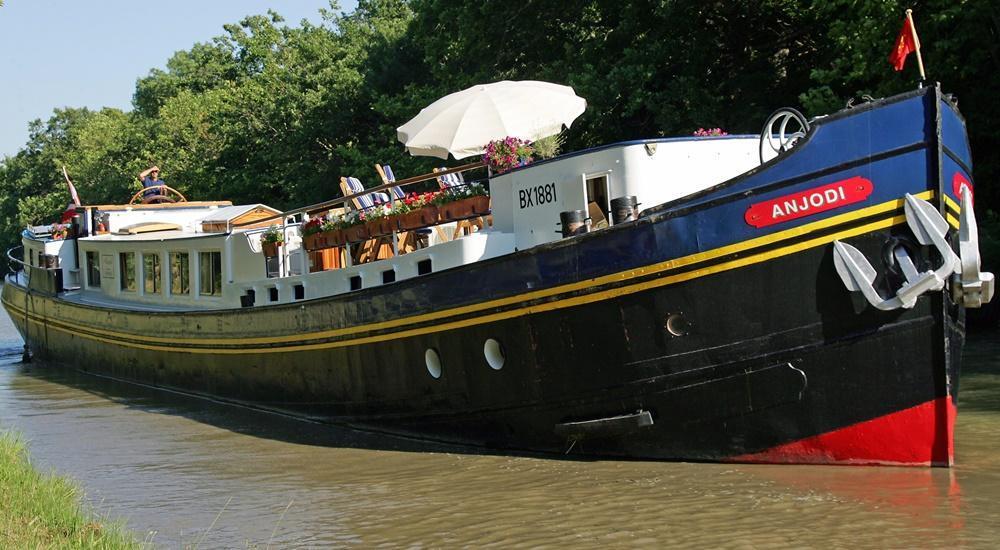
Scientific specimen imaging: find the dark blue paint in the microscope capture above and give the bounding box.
[940,99,972,169]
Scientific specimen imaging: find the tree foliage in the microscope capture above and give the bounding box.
[1,0,998,263]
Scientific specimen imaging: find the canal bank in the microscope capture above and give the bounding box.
[0,430,141,548]
[0,306,998,547]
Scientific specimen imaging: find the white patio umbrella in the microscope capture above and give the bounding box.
[396,80,587,159]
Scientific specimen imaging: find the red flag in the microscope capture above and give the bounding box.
[888,16,918,71]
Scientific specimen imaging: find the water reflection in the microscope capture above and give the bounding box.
[1,309,997,547]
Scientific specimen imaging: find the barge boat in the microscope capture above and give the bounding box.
[3,84,993,466]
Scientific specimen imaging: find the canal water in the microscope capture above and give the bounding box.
[0,308,998,548]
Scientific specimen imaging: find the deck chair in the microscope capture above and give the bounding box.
[376,164,445,249]
[434,167,486,238]
[436,167,467,191]
[341,176,391,211]
[373,164,407,202]
[340,177,396,262]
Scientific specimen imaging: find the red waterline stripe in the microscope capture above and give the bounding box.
[730,396,956,466]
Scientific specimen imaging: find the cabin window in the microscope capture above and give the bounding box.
[350,275,362,291]
[119,252,136,292]
[143,253,161,294]
[199,251,222,296]
[86,251,101,288]
[293,284,305,300]
[268,287,279,302]
[29,249,34,267]
[170,252,190,295]
[382,269,396,284]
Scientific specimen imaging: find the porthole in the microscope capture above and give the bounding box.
[484,338,505,370]
[665,313,689,337]
[425,348,442,379]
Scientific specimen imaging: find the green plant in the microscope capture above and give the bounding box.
[261,225,284,244]
[532,134,564,159]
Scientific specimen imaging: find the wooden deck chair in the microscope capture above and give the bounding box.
[434,167,485,238]
[374,164,407,202]
[340,177,395,262]
[376,164,447,248]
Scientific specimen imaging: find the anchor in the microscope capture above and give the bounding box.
[952,188,995,307]
[832,192,993,310]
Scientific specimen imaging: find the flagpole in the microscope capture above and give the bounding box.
[906,9,926,82]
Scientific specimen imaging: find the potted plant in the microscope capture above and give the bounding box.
[261,225,284,257]
[395,191,440,230]
[435,183,490,221]
[302,217,324,251]
[483,136,534,174]
[50,223,69,241]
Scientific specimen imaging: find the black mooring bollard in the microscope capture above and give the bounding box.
[558,210,589,238]
[610,195,640,225]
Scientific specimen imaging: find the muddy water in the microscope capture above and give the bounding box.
[0,307,998,548]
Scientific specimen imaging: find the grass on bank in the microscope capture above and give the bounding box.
[0,430,144,549]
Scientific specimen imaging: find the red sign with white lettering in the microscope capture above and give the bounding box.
[952,172,973,205]
[744,176,874,228]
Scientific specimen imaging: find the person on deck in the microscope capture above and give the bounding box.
[138,166,165,199]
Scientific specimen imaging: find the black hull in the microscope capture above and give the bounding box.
[3,220,962,466]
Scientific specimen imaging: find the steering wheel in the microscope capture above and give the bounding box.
[128,185,188,205]
[759,108,809,164]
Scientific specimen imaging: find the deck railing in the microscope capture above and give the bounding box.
[232,161,485,229]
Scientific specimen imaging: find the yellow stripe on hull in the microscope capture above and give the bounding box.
[3,204,919,355]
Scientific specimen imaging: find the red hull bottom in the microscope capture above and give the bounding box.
[731,397,956,466]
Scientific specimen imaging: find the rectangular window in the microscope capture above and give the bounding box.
[143,253,161,294]
[29,249,34,267]
[199,251,222,296]
[119,252,136,292]
[86,251,101,288]
[417,259,432,275]
[170,252,190,295]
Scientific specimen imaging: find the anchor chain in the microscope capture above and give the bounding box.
[832,192,994,310]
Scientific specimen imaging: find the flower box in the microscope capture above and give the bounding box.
[365,219,393,238]
[344,224,370,243]
[395,206,439,230]
[262,242,282,257]
[303,233,320,251]
[305,229,346,251]
[324,229,345,247]
[439,196,490,222]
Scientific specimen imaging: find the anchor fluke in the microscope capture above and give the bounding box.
[832,240,904,310]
